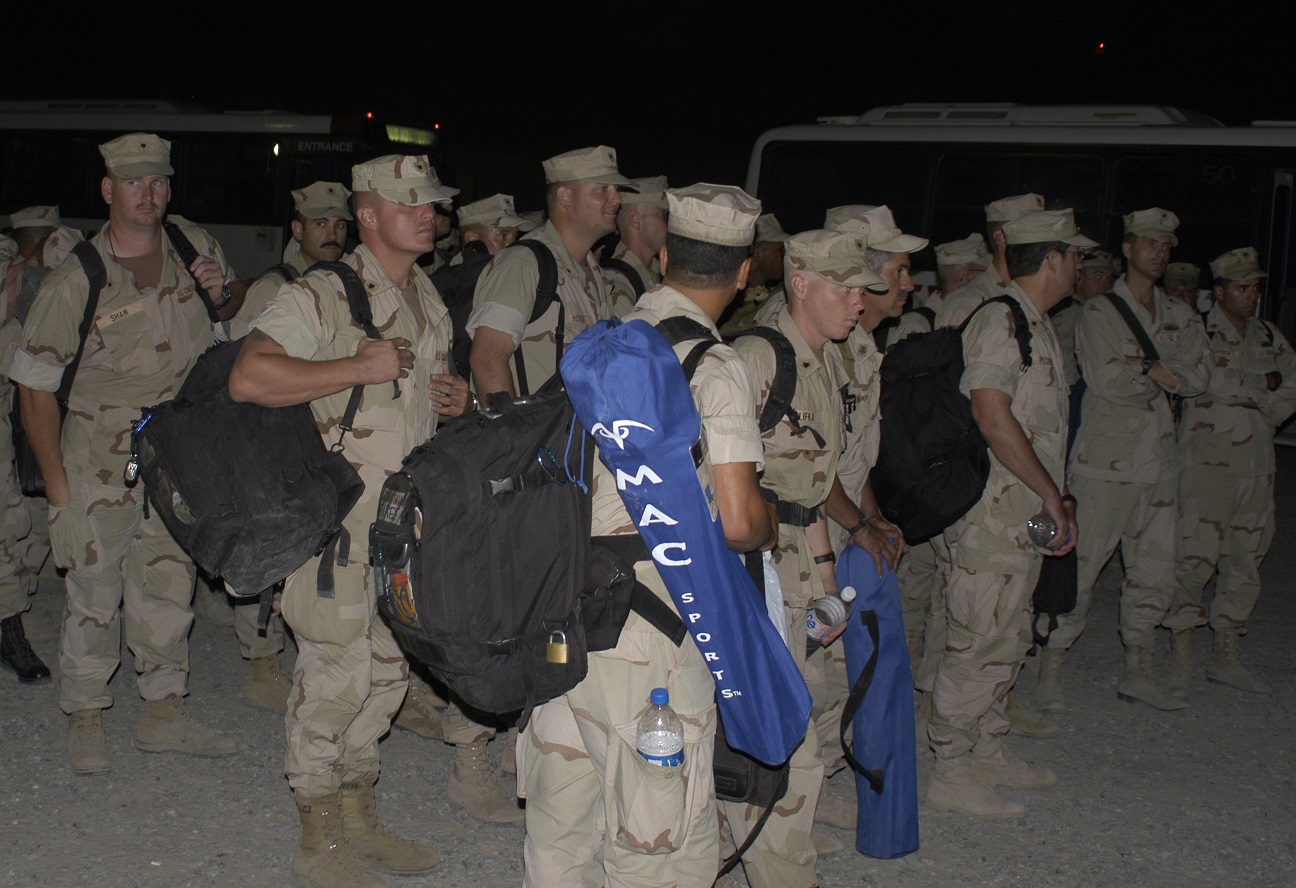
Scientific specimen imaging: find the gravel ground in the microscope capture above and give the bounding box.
[4,450,1295,888]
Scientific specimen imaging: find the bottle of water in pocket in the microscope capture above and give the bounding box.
[806,586,858,655]
[636,687,684,767]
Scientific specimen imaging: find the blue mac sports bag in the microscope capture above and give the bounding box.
[561,318,810,766]
[838,543,919,858]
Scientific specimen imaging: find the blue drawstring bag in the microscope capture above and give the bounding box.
[561,318,810,766]
[838,542,920,858]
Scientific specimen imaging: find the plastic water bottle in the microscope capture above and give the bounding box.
[636,688,684,767]
[806,586,857,654]
[1027,512,1058,547]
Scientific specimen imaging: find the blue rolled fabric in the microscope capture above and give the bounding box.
[561,318,811,766]
[838,542,920,859]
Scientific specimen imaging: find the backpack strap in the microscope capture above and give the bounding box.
[729,325,828,447]
[601,255,646,300]
[56,241,109,406]
[259,262,299,286]
[1102,291,1160,360]
[839,608,886,793]
[913,305,937,328]
[960,294,1034,371]
[162,221,224,324]
[872,317,894,353]
[504,239,561,396]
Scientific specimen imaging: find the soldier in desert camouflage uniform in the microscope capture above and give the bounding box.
[231,154,466,888]
[926,210,1090,819]
[520,184,776,888]
[603,174,668,316]
[11,134,243,774]
[722,212,790,333]
[727,229,882,888]
[1042,208,1211,713]
[468,146,632,397]
[1163,261,1202,310]
[1163,247,1296,697]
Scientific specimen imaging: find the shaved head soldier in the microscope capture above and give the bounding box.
[604,174,668,315]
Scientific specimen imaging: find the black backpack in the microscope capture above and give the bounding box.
[127,261,380,597]
[600,254,646,301]
[872,294,1032,543]
[431,238,559,393]
[369,320,720,720]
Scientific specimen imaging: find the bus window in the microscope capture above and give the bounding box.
[171,134,280,227]
[756,141,932,234]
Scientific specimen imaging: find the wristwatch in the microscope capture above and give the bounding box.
[1140,358,1154,376]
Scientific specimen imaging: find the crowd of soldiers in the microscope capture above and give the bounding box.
[0,130,1291,888]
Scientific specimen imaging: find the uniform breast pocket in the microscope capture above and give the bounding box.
[95,301,160,376]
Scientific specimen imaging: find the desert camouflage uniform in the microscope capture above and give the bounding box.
[930,282,1068,760]
[727,300,844,888]
[723,283,784,334]
[0,236,36,621]
[1049,296,1083,389]
[604,239,660,318]
[935,266,1008,329]
[880,307,932,350]
[467,220,614,393]
[251,243,449,796]
[1165,304,1296,632]
[228,245,309,341]
[1052,277,1210,650]
[8,223,233,713]
[521,285,762,887]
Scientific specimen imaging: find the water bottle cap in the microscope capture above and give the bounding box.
[840,586,857,602]
[650,687,669,706]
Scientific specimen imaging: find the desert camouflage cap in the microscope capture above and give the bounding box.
[623,176,669,210]
[856,205,928,253]
[1163,261,1199,288]
[823,204,873,234]
[985,193,1045,223]
[8,205,61,229]
[1003,209,1099,248]
[100,132,173,178]
[520,210,546,230]
[786,229,887,291]
[1124,207,1180,246]
[755,213,790,243]
[427,167,460,201]
[935,233,992,267]
[1082,250,1122,274]
[292,182,353,220]
[1209,247,1267,281]
[542,145,635,187]
[457,193,533,230]
[351,155,458,207]
[666,183,760,246]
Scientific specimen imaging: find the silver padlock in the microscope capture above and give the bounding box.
[546,629,569,665]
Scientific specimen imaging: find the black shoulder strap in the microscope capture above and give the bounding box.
[259,262,298,285]
[1103,291,1160,360]
[730,325,827,447]
[501,239,561,397]
[872,317,895,353]
[654,316,720,382]
[162,221,222,324]
[56,241,109,405]
[1200,310,1215,342]
[601,255,645,300]
[914,305,937,327]
[960,294,1033,370]
[310,261,397,446]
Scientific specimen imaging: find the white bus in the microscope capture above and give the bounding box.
[746,103,1296,338]
[0,99,445,277]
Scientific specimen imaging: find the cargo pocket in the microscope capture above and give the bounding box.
[611,717,688,856]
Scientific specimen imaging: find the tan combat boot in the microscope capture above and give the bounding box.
[1207,630,1270,695]
[971,739,1057,788]
[814,783,857,830]
[1034,645,1066,712]
[246,655,292,712]
[339,778,440,874]
[1166,630,1195,698]
[135,694,237,757]
[449,741,524,823]
[1006,693,1059,739]
[68,709,111,775]
[927,755,1025,820]
[1117,644,1187,711]
[392,675,444,740]
[293,791,385,888]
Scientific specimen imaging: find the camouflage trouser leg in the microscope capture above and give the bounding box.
[717,604,821,888]
[1166,470,1274,633]
[0,435,33,619]
[443,701,496,745]
[53,483,196,712]
[233,587,284,660]
[804,632,848,777]
[928,557,1039,761]
[521,567,718,888]
[16,494,50,599]
[1050,474,1178,650]
[282,557,409,795]
[898,536,950,692]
